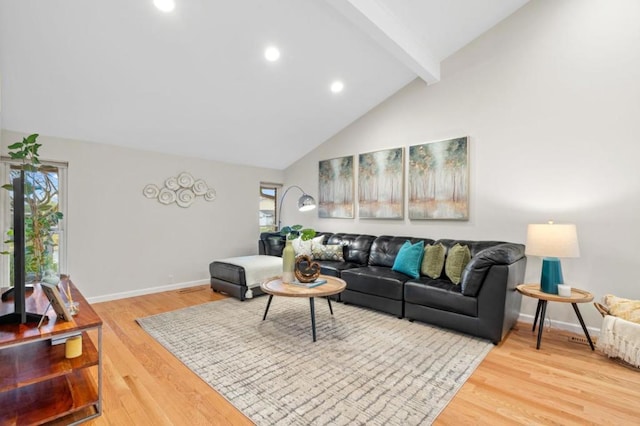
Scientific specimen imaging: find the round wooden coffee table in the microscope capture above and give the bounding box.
[260,275,346,342]
[516,283,595,350]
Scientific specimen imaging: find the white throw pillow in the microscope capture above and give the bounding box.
[292,235,324,256]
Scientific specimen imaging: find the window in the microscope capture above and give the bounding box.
[259,183,281,232]
[1,158,67,287]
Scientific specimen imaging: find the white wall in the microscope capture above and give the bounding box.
[283,0,640,330]
[1,130,283,300]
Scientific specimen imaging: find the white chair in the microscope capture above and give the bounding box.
[595,300,640,369]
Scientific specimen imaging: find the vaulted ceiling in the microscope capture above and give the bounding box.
[0,0,528,169]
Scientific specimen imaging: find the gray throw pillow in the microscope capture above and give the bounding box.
[312,244,344,261]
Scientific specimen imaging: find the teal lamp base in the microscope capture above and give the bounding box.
[540,257,564,294]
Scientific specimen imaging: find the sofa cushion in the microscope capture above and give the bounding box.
[292,234,325,257]
[369,236,434,268]
[392,240,424,278]
[312,244,344,261]
[318,261,362,277]
[327,233,377,265]
[341,266,409,300]
[421,243,446,279]
[404,279,477,317]
[445,243,471,284]
[435,239,507,256]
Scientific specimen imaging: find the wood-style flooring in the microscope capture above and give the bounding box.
[84,285,640,425]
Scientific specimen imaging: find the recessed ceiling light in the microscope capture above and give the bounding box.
[330,81,344,94]
[264,46,281,62]
[154,0,175,13]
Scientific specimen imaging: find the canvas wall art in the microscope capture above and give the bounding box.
[318,156,354,218]
[358,147,404,219]
[408,137,469,220]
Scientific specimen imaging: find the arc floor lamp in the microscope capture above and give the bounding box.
[277,185,316,230]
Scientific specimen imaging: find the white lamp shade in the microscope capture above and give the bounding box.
[525,223,580,258]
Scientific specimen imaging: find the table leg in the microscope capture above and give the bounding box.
[572,303,595,351]
[532,300,542,332]
[327,297,334,315]
[262,295,273,321]
[536,300,547,350]
[309,297,317,342]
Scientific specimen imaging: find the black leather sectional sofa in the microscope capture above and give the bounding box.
[257,232,526,344]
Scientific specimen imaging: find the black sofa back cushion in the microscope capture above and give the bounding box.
[259,231,336,257]
[259,232,285,256]
[460,243,526,296]
[327,233,376,266]
[369,236,435,268]
[435,239,507,257]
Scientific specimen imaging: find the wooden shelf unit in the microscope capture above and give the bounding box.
[0,282,102,425]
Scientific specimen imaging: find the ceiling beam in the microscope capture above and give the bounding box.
[324,0,440,84]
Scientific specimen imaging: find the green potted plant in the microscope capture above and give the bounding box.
[279,224,316,241]
[279,225,315,283]
[2,134,64,283]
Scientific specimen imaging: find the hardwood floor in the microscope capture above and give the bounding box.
[85,285,640,425]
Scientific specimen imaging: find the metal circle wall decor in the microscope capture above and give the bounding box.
[165,176,179,190]
[177,172,194,188]
[204,188,217,202]
[144,173,217,208]
[192,179,208,196]
[176,188,196,208]
[158,188,177,205]
[143,184,159,199]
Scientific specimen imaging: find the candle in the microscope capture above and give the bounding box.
[65,335,83,359]
[557,284,572,297]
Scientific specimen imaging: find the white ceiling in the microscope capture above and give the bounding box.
[0,0,528,170]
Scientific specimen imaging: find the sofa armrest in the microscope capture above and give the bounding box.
[461,243,525,296]
[476,258,526,343]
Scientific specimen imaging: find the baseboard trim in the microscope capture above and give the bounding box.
[87,279,210,304]
[518,313,601,337]
[88,287,604,337]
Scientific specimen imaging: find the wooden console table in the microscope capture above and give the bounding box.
[0,281,102,425]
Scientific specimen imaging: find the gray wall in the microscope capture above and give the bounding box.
[283,0,640,330]
[1,130,283,300]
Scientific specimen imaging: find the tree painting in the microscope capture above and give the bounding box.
[408,137,468,220]
[358,147,404,219]
[318,156,354,218]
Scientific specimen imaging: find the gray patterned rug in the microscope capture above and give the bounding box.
[137,297,492,425]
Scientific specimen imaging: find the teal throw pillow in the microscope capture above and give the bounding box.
[392,240,425,279]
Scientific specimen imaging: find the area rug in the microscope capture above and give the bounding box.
[136,297,493,425]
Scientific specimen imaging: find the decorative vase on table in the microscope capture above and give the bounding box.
[282,240,295,283]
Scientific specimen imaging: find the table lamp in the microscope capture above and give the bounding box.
[525,222,580,294]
